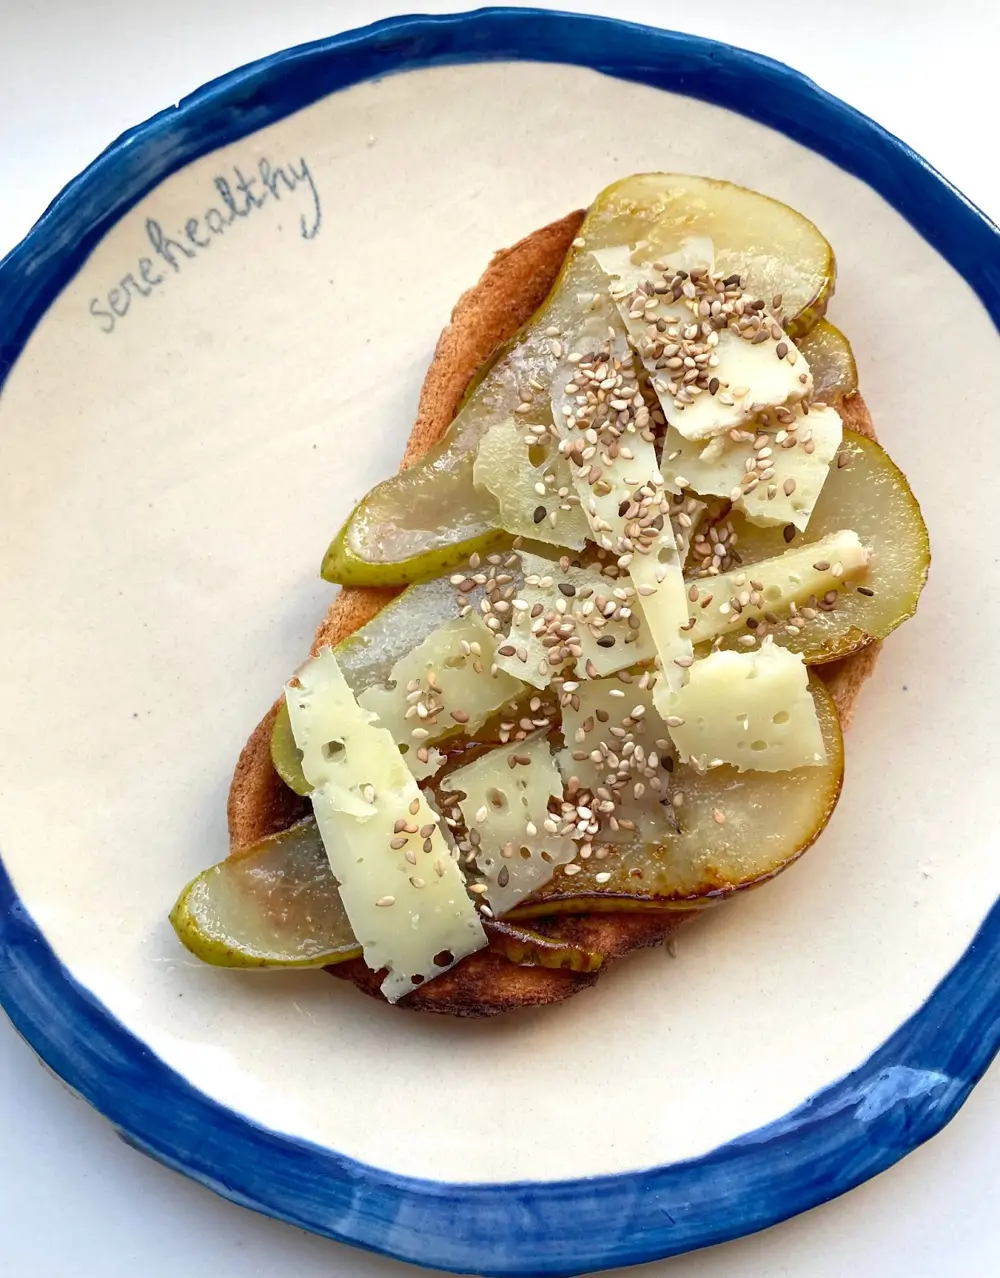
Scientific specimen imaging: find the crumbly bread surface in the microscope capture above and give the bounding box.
[228,210,880,1015]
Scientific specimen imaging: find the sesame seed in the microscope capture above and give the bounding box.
[857,586,875,597]
[375,896,395,907]
[469,883,489,895]
[712,809,726,824]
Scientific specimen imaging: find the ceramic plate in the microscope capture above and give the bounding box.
[1,10,998,1277]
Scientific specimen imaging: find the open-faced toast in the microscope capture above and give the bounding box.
[226,208,882,1016]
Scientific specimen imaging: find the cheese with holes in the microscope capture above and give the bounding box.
[286,647,486,1001]
[359,612,523,777]
[557,676,677,842]
[662,402,842,532]
[593,244,812,440]
[662,639,826,772]
[473,416,590,549]
[686,529,869,644]
[441,736,576,914]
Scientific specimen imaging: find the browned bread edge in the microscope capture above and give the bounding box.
[227,209,880,1016]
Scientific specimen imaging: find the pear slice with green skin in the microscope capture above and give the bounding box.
[323,174,836,588]
[798,319,857,404]
[171,818,603,973]
[706,430,929,663]
[171,819,360,968]
[509,674,843,918]
[271,573,484,795]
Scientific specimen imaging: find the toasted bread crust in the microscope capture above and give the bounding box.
[228,211,880,1015]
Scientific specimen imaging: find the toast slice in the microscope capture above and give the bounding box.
[228,209,881,1016]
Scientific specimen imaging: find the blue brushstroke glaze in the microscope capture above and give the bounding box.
[1,9,998,1276]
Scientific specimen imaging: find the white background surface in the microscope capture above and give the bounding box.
[0,1,997,1275]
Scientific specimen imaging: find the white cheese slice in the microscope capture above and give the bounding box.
[358,612,524,777]
[662,638,826,772]
[557,675,677,843]
[662,402,842,532]
[593,245,812,440]
[473,416,591,549]
[286,647,486,1002]
[630,545,691,696]
[686,528,870,645]
[494,551,656,687]
[592,240,714,299]
[736,402,842,529]
[442,736,576,915]
[550,322,693,689]
[670,494,708,564]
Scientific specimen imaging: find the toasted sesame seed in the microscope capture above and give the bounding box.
[469,883,489,895]
[857,585,875,597]
[375,896,395,907]
[712,809,726,824]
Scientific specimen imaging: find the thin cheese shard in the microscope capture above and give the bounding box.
[494,551,655,688]
[593,244,812,440]
[686,528,870,645]
[286,647,486,1001]
[662,639,826,772]
[442,737,576,915]
[358,612,523,777]
[550,316,692,690]
[473,416,591,548]
[557,676,677,843]
[662,402,842,532]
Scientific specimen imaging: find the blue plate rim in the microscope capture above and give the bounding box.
[1,9,998,1276]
